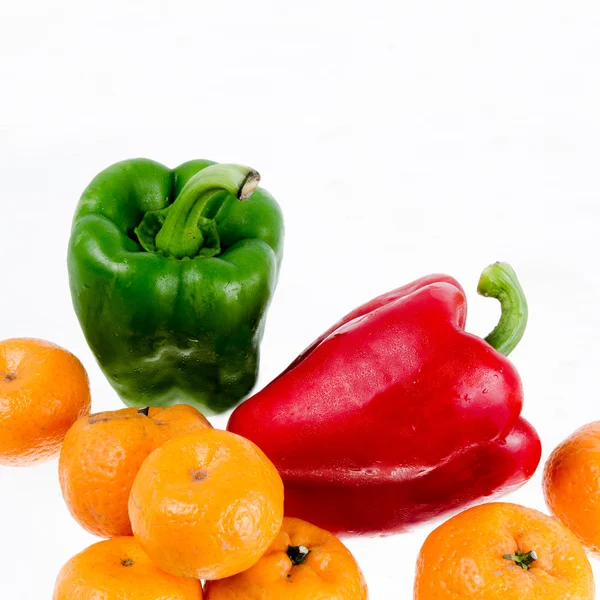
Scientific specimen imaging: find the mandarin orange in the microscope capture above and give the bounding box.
[414,502,594,600]
[129,428,284,580]
[59,404,212,537]
[544,420,600,554]
[0,338,91,466]
[204,517,368,599]
[53,536,203,599]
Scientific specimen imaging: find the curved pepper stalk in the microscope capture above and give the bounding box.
[478,262,528,357]
[135,165,261,259]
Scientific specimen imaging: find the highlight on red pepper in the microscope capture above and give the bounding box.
[228,263,541,536]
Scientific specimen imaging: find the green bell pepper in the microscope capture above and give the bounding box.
[68,159,284,414]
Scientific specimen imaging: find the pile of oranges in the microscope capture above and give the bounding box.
[1,338,367,599]
[5,336,600,598]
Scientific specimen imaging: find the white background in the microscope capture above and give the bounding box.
[1,1,600,597]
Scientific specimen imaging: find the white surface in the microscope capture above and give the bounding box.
[1,1,600,597]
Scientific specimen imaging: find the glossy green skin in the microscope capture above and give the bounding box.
[68,159,284,414]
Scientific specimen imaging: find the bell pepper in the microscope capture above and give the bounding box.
[228,263,541,535]
[68,159,284,414]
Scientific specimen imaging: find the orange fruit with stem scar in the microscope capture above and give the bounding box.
[0,338,91,466]
[204,517,368,599]
[59,404,212,538]
[53,536,203,599]
[413,502,594,600]
[129,428,284,580]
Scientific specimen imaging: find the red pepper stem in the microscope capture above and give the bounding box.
[154,164,260,259]
[477,262,528,357]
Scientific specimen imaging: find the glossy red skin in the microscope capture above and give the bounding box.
[228,276,542,535]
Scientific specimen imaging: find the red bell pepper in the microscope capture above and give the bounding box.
[228,263,541,535]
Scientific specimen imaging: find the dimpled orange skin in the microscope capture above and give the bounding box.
[129,428,284,581]
[414,502,594,600]
[544,421,600,555]
[204,517,368,600]
[59,404,212,538]
[0,338,91,466]
[53,536,203,600]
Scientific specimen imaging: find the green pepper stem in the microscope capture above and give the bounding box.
[155,164,260,259]
[477,262,528,357]
[503,549,538,570]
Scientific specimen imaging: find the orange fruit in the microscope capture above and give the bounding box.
[414,502,594,600]
[59,404,212,538]
[53,536,203,599]
[544,420,600,554]
[204,517,368,599]
[129,428,284,580]
[0,338,91,466]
